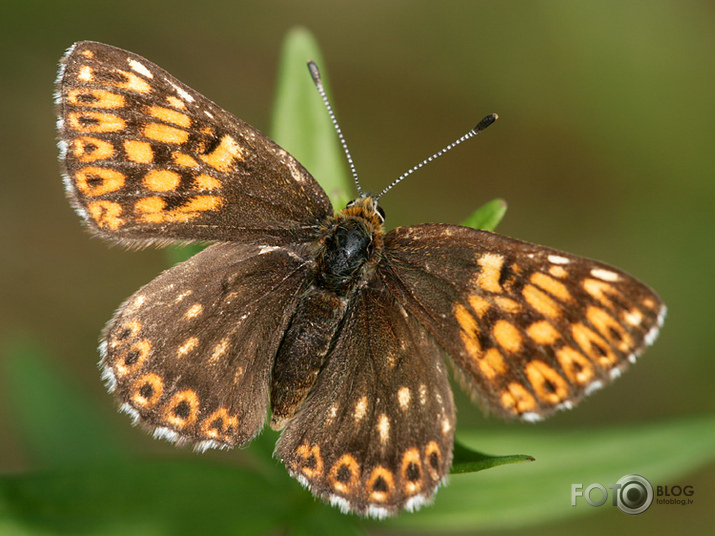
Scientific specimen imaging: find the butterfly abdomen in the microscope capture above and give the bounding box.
[271,200,384,428]
[270,289,348,429]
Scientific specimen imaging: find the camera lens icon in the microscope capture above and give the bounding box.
[615,474,654,514]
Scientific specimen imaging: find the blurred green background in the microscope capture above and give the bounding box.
[1,1,713,535]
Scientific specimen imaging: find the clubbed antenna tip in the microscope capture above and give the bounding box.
[307,61,321,86]
[474,113,498,133]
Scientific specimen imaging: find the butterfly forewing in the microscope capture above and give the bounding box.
[56,41,332,247]
[101,243,310,450]
[276,278,455,518]
[380,224,666,421]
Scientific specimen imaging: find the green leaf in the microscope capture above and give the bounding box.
[271,27,351,209]
[0,460,287,536]
[384,415,715,531]
[461,198,507,231]
[1,337,125,468]
[451,439,533,474]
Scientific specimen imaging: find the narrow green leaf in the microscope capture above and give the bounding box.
[1,336,125,468]
[384,415,715,531]
[451,439,534,474]
[461,198,507,231]
[271,27,351,209]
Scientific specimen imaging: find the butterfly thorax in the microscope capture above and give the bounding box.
[270,197,384,429]
[317,197,385,295]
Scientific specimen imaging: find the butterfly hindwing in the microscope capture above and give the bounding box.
[101,243,310,450]
[380,224,666,421]
[56,41,332,247]
[276,278,455,517]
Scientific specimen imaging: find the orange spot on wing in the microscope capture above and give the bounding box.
[176,336,198,357]
[401,448,424,495]
[294,444,325,479]
[526,360,570,404]
[184,303,203,320]
[143,122,189,144]
[165,95,186,109]
[642,297,657,310]
[193,173,222,190]
[478,347,507,379]
[75,167,125,197]
[527,320,561,345]
[67,88,126,109]
[134,196,165,217]
[455,303,482,359]
[209,338,230,362]
[556,346,596,385]
[523,284,561,318]
[572,323,618,366]
[69,111,126,133]
[87,200,124,229]
[501,382,538,414]
[135,195,223,223]
[468,295,491,317]
[493,320,523,353]
[172,152,199,167]
[424,441,443,480]
[476,253,504,293]
[131,373,164,407]
[548,265,569,278]
[201,408,238,441]
[163,389,200,427]
[455,303,478,335]
[115,339,151,376]
[71,137,114,162]
[367,466,395,502]
[582,278,619,309]
[531,272,572,302]
[586,306,633,352]
[124,140,154,163]
[107,69,152,93]
[199,134,244,172]
[493,296,521,314]
[146,105,192,127]
[143,169,181,192]
[328,454,360,494]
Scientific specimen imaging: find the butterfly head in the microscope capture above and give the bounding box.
[342,196,385,228]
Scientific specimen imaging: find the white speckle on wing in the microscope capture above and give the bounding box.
[548,255,570,265]
[127,58,153,78]
[168,80,194,103]
[591,268,620,282]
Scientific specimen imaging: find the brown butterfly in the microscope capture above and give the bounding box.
[55,41,665,517]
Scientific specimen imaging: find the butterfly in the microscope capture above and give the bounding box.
[55,41,666,518]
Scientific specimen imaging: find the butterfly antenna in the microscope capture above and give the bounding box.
[375,113,498,200]
[307,61,363,197]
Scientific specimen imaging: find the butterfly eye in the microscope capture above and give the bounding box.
[376,205,386,222]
